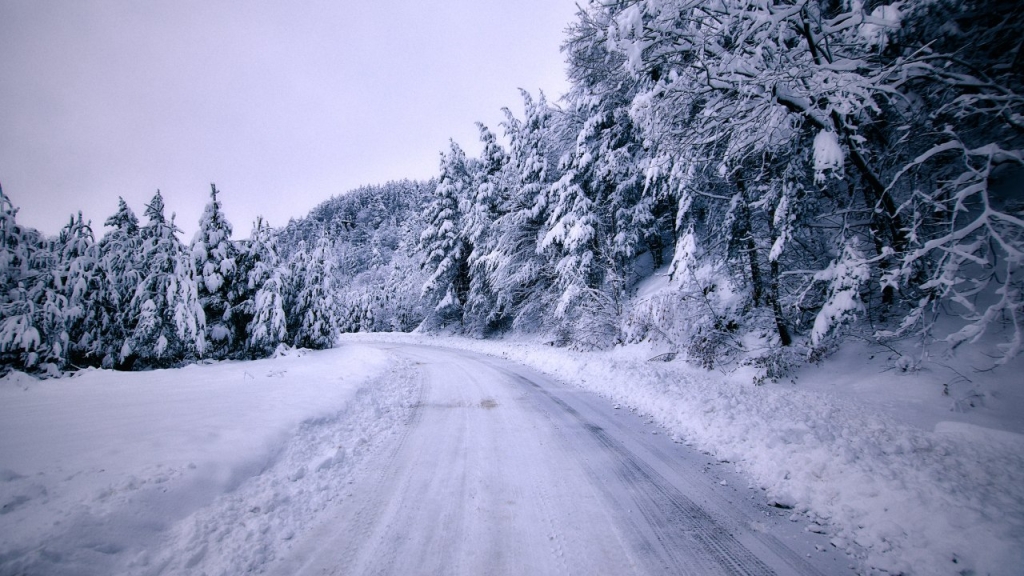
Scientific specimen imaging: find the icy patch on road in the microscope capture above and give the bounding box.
[346,333,1024,576]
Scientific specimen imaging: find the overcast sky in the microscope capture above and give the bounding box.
[0,0,576,240]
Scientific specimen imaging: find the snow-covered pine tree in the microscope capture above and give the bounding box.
[809,239,872,347]
[96,197,143,368]
[564,7,665,271]
[284,241,308,342]
[0,185,68,373]
[57,212,106,366]
[287,233,339,349]
[0,186,28,297]
[240,217,288,357]
[0,186,34,370]
[419,140,473,327]
[540,158,604,341]
[191,184,241,359]
[121,191,205,368]
[483,91,564,333]
[534,13,677,348]
[463,123,509,334]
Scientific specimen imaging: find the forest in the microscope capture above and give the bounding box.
[2,0,1021,378]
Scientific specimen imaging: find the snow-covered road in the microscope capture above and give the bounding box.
[1,342,855,575]
[4,341,1019,576]
[274,344,846,576]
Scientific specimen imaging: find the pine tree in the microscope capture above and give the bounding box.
[96,197,143,368]
[0,186,68,373]
[535,53,651,346]
[419,141,473,326]
[240,217,287,357]
[463,123,509,334]
[191,184,240,358]
[288,234,339,349]
[483,91,564,333]
[121,191,206,368]
[57,212,105,366]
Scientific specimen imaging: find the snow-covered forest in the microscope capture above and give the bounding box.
[0,185,336,372]
[2,0,1022,377]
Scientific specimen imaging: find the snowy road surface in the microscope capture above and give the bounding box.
[274,344,846,576]
[0,342,854,575]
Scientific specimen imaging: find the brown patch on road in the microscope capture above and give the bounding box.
[480,399,498,409]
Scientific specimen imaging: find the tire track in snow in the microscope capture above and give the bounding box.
[505,368,804,576]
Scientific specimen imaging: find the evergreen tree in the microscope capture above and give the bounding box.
[57,212,105,366]
[96,197,143,368]
[240,217,288,357]
[463,123,509,334]
[191,184,241,358]
[483,91,565,333]
[121,191,205,368]
[288,234,339,349]
[419,141,473,326]
[0,186,68,373]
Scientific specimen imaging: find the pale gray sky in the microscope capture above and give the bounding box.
[0,0,576,239]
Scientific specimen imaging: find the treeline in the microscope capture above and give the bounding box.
[4,0,1021,376]
[408,0,1023,368]
[0,185,339,373]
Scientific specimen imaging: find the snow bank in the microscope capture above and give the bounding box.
[346,333,1024,576]
[0,343,418,575]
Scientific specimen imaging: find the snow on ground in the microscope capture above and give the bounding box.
[0,344,421,576]
[346,332,1024,576]
[2,328,1020,576]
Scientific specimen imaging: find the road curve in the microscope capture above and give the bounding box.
[272,343,849,576]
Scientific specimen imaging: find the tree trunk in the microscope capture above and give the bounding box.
[735,180,764,308]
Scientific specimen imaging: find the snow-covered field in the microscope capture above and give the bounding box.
[0,344,421,575]
[348,333,1024,576]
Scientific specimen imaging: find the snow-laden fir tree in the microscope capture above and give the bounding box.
[240,217,287,357]
[808,238,872,347]
[191,184,240,359]
[287,234,339,349]
[121,191,206,368]
[419,141,473,327]
[0,185,68,373]
[96,197,143,368]
[0,185,35,369]
[480,91,564,333]
[541,160,604,339]
[462,123,509,334]
[534,15,676,347]
[57,213,106,366]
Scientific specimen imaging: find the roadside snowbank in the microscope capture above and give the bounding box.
[0,344,418,576]
[345,333,1024,576]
